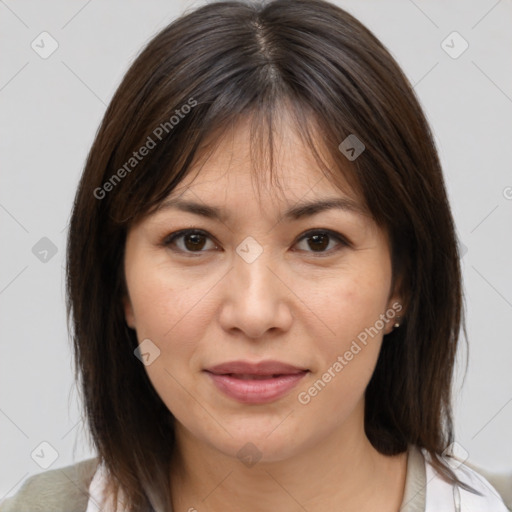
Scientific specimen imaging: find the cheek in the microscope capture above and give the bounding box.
[126,266,211,416]
[126,262,222,416]
[294,266,389,411]
[128,259,218,345]
[306,263,391,344]
[296,323,384,424]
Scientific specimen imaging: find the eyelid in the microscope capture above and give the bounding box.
[161,227,351,255]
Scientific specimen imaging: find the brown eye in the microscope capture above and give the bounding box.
[163,229,217,254]
[294,229,349,255]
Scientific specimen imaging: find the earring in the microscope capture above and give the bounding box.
[393,316,401,328]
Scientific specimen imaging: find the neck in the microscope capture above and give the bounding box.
[169,404,407,512]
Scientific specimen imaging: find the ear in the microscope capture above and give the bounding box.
[382,296,405,335]
[123,294,136,329]
[382,268,407,335]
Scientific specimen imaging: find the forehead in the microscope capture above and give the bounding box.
[159,113,367,217]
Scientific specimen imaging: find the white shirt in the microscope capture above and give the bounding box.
[85,447,510,511]
[423,450,509,511]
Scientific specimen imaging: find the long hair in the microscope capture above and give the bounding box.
[66,0,473,509]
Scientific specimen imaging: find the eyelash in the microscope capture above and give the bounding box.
[161,228,350,257]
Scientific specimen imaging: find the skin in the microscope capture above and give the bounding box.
[123,114,408,512]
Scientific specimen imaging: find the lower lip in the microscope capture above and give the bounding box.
[205,371,308,404]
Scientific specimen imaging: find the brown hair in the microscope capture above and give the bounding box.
[66,0,475,509]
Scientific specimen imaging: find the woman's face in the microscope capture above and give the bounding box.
[123,117,402,463]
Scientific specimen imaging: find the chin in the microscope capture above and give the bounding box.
[205,426,306,465]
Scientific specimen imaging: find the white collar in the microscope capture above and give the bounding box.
[423,450,509,511]
[85,462,124,512]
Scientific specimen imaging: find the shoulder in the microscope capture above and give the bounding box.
[0,456,99,512]
[422,449,511,511]
[464,460,512,511]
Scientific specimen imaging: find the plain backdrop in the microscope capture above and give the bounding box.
[1,0,511,500]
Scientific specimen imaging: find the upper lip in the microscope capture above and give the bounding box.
[205,360,308,376]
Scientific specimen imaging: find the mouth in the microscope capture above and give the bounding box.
[203,360,309,404]
[205,359,308,376]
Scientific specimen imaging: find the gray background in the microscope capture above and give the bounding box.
[1,0,511,500]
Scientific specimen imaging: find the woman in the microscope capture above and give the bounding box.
[1,0,509,511]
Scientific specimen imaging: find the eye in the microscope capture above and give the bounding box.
[162,229,218,255]
[161,228,350,256]
[294,229,350,256]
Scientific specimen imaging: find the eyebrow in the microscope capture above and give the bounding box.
[155,196,368,222]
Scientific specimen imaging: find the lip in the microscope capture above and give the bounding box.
[204,360,309,404]
[206,360,308,376]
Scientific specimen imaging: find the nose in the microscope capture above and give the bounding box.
[218,246,293,340]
